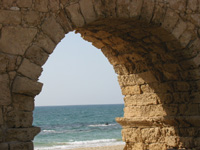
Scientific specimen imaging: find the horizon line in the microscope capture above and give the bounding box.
[35,103,124,107]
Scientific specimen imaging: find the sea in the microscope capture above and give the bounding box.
[33,104,125,150]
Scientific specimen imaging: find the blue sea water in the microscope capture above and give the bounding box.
[33,104,124,150]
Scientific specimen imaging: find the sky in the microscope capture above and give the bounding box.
[35,32,124,106]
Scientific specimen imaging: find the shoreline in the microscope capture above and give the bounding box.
[66,145,125,150]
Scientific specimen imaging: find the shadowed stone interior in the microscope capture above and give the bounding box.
[0,0,200,149]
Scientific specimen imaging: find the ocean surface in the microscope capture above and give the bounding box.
[33,104,124,150]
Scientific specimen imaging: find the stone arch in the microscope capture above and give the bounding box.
[0,0,200,150]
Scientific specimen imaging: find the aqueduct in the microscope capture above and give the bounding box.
[0,0,200,149]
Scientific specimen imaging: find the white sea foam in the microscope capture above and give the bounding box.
[35,139,125,150]
[88,123,116,127]
[42,130,56,133]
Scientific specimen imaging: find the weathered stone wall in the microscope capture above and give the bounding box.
[0,0,199,150]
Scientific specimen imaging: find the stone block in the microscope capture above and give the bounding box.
[190,92,200,103]
[9,71,17,82]
[0,74,11,105]
[0,10,21,25]
[48,0,60,12]
[7,110,33,128]
[121,85,141,95]
[25,45,49,66]
[92,41,104,49]
[141,127,161,143]
[179,104,199,115]
[122,128,142,142]
[124,93,158,106]
[180,69,200,80]
[79,0,96,23]
[165,136,179,147]
[162,9,179,32]
[191,14,200,27]
[5,127,40,142]
[178,127,200,137]
[141,84,154,93]
[13,94,34,112]
[179,30,195,47]
[0,129,2,142]
[187,0,198,11]
[0,26,37,55]
[148,82,174,93]
[0,107,3,125]
[168,0,187,12]
[12,76,43,96]
[148,143,167,150]
[124,105,167,117]
[9,142,33,150]
[65,3,85,27]
[116,0,130,18]
[129,0,143,18]
[195,137,200,147]
[172,19,187,39]
[56,10,73,32]
[23,11,40,26]
[0,53,18,73]
[2,0,15,8]
[140,0,155,23]
[0,143,8,150]
[173,81,190,92]
[118,75,136,87]
[34,0,48,12]
[42,16,65,43]
[152,4,166,24]
[35,33,56,54]
[17,0,32,7]
[162,63,181,73]
[18,58,42,80]
[137,71,158,84]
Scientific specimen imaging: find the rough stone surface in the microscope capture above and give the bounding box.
[18,58,43,80]
[0,10,21,25]
[9,142,33,150]
[0,74,11,105]
[41,17,65,43]
[5,127,40,142]
[0,143,8,150]
[25,45,49,66]
[12,76,43,96]
[0,27,37,55]
[0,0,199,150]
[13,94,34,112]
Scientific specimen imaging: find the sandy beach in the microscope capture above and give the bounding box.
[67,145,125,150]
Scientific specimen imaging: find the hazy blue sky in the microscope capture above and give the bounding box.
[35,32,124,106]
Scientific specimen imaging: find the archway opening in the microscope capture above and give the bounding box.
[33,32,124,149]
